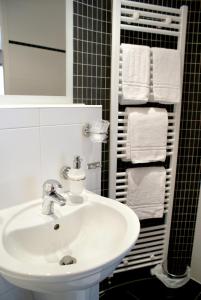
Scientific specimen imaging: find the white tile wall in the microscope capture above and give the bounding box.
[0,127,41,209]
[40,124,101,191]
[0,108,39,129]
[39,106,100,126]
[0,105,102,298]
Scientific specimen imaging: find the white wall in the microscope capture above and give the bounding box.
[191,187,201,284]
[1,0,66,95]
[0,104,102,299]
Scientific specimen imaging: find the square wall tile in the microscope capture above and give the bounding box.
[0,108,39,129]
[0,128,41,209]
[39,106,101,126]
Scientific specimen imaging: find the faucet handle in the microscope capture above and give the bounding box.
[43,179,62,196]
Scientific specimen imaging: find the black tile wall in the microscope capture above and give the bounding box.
[73,0,201,276]
[167,0,201,275]
[73,0,111,196]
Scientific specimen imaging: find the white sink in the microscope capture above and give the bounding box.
[0,190,140,300]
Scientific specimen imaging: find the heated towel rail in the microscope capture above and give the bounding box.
[109,0,188,273]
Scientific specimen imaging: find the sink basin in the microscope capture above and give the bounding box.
[0,190,140,300]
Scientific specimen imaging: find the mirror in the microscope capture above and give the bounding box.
[0,0,73,99]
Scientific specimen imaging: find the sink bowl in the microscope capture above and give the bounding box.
[0,190,140,300]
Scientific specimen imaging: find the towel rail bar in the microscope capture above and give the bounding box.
[117,152,173,158]
[137,237,167,245]
[120,8,181,23]
[120,250,164,263]
[120,17,180,30]
[139,229,166,238]
[118,112,175,117]
[118,254,164,268]
[140,224,166,232]
[128,245,165,256]
[113,259,163,273]
[120,24,179,36]
[136,238,166,246]
[116,170,172,178]
[121,0,180,14]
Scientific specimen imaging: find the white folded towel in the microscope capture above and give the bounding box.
[126,167,166,219]
[120,44,150,104]
[125,107,168,163]
[152,48,181,103]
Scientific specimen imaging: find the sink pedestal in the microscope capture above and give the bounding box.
[33,284,99,300]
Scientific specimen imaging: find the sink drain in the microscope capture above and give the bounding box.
[59,256,77,266]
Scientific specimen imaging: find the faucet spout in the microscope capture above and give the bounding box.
[49,190,66,206]
[42,179,66,215]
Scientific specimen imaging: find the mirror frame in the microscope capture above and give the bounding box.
[0,0,73,104]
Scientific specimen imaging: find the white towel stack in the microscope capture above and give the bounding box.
[152,48,181,103]
[120,44,150,104]
[125,107,168,163]
[126,167,166,220]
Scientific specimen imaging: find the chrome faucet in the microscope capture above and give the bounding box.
[42,179,66,215]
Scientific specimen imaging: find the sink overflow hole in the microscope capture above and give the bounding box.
[54,224,60,230]
[59,256,77,266]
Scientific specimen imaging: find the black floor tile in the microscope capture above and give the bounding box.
[100,278,201,300]
[127,278,201,300]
